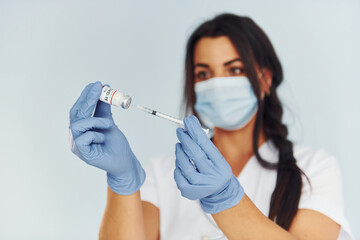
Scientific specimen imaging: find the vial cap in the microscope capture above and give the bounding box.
[121,96,132,109]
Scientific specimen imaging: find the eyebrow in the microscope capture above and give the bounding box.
[194,58,242,68]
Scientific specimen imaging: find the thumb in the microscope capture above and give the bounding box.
[93,100,113,119]
[93,84,113,119]
[184,115,222,160]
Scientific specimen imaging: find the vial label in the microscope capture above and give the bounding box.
[100,86,117,105]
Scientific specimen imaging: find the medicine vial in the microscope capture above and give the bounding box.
[99,86,132,109]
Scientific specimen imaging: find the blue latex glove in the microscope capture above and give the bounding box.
[69,81,145,195]
[174,115,244,214]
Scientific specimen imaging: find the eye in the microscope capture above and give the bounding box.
[195,71,211,80]
[229,67,244,75]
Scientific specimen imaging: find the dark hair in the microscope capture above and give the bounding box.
[182,13,308,230]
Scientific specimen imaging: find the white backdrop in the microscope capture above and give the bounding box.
[0,0,359,239]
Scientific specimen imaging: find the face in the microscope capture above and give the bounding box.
[193,36,272,95]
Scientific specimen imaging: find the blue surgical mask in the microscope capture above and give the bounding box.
[194,76,258,130]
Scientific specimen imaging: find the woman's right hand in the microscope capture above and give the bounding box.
[69,82,145,195]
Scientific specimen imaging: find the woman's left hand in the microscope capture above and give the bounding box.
[174,115,245,214]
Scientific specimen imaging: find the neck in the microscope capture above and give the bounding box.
[212,115,267,174]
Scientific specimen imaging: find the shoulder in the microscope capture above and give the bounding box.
[292,145,343,202]
[293,145,340,177]
[293,145,353,237]
[264,141,340,175]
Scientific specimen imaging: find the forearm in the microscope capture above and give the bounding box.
[99,187,146,240]
[212,194,297,240]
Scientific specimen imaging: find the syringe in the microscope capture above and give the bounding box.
[135,105,210,135]
[97,85,211,136]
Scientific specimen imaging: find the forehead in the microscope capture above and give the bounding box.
[193,36,241,64]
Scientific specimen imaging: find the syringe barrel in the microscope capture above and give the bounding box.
[100,86,132,109]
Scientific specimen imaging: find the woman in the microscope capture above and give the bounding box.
[69,13,352,239]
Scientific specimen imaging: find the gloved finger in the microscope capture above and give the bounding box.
[174,168,210,200]
[71,82,103,123]
[176,144,210,186]
[70,117,114,139]
[173,168,192,194]
[69,83,94,123]
[176,128,211,173]
[185,184,216,199]
[175,143,204,185]
[184,115,223,162]
[93,84,113,119]
[75,131,105,157]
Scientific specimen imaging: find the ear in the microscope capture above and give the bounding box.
[259,68,273,94]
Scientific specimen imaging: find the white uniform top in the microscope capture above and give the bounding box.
[140,140,353,240]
